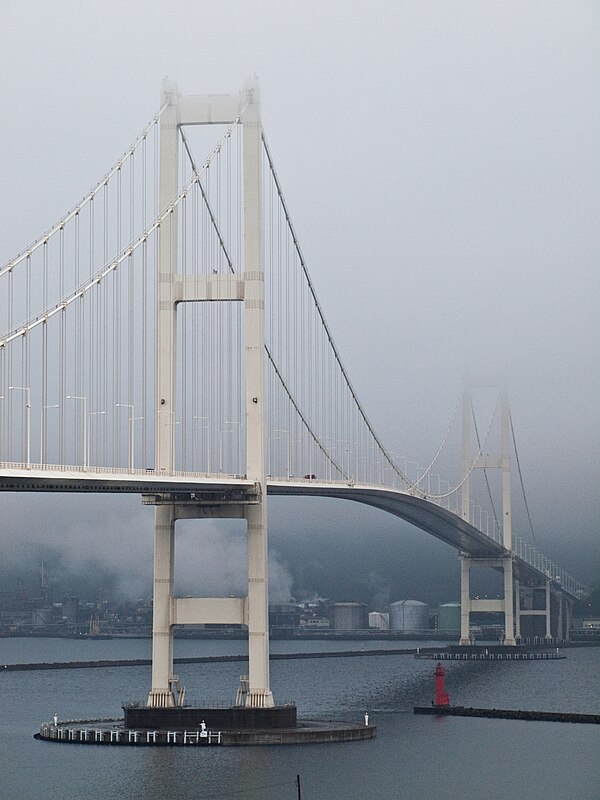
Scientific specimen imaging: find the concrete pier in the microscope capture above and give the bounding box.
[35,715,376,746]
[124,704,297,730]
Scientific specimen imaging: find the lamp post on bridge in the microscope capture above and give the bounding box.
[383,451,398,488]
[87,411,107,468]
[296,431,314,480]
[408,461,419,487]
[219,421,240,475]
[66,396,88,469]
[192,416,211,473]
[339,440,351,481]
[228,420,241,477]
[355,453,368,484]
[40,403,60,464]
[440,480,450,510]
[9,386,31,468]
[116,404,135,471]
[319,436,332,481]
[275,428,291,479]
[130,417,144,471]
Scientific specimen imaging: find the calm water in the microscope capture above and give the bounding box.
[0,637,598,800]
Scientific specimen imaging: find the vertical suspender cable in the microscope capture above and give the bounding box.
[59,225,65,464]
[41,241,48,462]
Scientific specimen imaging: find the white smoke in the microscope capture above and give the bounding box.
[0,493,293,603]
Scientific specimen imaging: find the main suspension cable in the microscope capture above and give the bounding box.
[509,410,537,546]
[0,105,168,279]
[261,131,416,491]
[0,116,241,346]
[470,397,501,533]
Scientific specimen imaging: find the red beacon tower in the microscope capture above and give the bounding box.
[434,662,450,706]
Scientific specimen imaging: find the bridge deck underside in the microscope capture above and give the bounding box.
[268,483,505,558]
[268,483,560,588]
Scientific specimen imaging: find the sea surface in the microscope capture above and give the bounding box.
[0,637,598,800]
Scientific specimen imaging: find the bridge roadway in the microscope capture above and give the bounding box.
[0,463,556,591]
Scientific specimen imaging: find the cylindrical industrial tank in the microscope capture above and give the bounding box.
[438,602,461,632]
[389,600,428,632]
[332,602,367,631]
[368,611,389,630]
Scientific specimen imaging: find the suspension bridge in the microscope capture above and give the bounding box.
[0,79,588,710]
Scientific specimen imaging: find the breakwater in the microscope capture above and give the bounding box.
[3,647,418,671]
[414,706,600,724]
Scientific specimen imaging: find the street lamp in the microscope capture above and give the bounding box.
[40,404,60,464]
[296,431,314,480]
[355,453,368,484]
[220,421,240,475]
[275,429,291,479]
[319,436,332,481]
[9,386,31,468]
[341,440,351,480]
[192,416,211,473]
[116,404,135,471]
[408,461,419,485]
[88,411,107,467]
[66,396,88,468]
[130,417,144,471]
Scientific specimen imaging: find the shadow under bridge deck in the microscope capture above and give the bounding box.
[269,481,558,589]
[267,480,507,558]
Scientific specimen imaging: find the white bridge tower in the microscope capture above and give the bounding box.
[459,384,516,646]
[146,79,273,709]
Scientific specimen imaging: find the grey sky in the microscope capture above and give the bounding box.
[0,1,598,598]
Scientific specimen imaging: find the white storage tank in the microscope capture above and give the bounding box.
[332,602,367,631]
[389,600,428,632]
[369,611,389,630]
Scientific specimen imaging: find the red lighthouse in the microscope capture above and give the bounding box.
[434,662,450,706]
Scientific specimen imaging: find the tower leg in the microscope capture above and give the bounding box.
[514,578,521,642]
[459,557,472,645]
[557,592,564,641]
[241,79,273,709]
[147,504,176,707]
[565,598,572,642]
[545,580,552,640]
[503,557,516,645]
[244,502,274,708]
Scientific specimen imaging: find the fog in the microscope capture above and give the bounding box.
[0,1,598,604]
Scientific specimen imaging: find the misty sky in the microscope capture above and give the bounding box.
[0,1,598,605]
